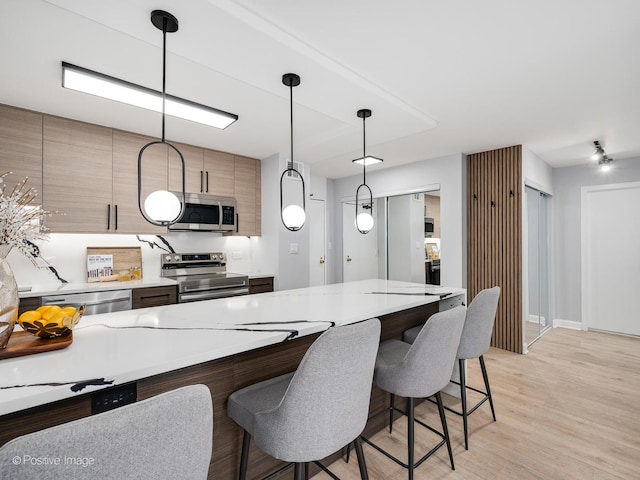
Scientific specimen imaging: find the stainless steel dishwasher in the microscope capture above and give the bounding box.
[42,290,133,315]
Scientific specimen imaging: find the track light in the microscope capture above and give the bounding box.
[591,141,613,171]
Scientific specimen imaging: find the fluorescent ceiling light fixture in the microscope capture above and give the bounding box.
[352,155,384,166]
[61,62,238,129]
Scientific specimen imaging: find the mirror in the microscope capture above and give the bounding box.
[342,186,441,283]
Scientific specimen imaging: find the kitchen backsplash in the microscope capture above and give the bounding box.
[8,232,256,286]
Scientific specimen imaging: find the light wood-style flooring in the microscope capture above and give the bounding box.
[313,328,640,479]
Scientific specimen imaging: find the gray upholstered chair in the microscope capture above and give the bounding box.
[404,286,500,450]
[227,318,381,480]
[364,306,466,480]
[0,384,213,480]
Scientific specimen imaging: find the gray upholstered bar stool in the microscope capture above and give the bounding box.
[363,306,466,480]
[0,384,213,480]
[403,286,500,450]
[227,318,381,480]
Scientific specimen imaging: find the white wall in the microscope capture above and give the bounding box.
[553,156,640,325]
[332,153,466,287]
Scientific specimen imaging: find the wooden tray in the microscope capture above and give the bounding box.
[0,331,73,360]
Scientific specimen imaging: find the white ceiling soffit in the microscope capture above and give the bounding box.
[4,1,640,178]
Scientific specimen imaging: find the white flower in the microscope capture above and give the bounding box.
[0,172,61,265]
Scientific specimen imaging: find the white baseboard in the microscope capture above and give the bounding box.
[553,319,582,330]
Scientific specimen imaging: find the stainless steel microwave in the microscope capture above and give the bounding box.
[168,192,237,232]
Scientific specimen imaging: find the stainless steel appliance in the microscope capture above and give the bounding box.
[168,193,237,232]
[42,290,133,315]
[160,252,249,303]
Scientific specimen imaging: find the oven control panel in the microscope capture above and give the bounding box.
[161,252,226,266]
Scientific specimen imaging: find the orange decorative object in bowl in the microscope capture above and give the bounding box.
[18,304,85,339]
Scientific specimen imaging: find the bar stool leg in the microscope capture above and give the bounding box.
[354,437,369,480]
[238,430,251,480]
[459,358,469,450]
[407,397,415,480]
[389,393,395,433]
[436,391,455,470]
[480,355,496,421]
[294,462,304,480]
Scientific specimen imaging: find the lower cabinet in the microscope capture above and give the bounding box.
[248,277,274,295]
[17,297,41,317]
[132,285,178,309]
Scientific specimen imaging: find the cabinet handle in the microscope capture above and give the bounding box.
[236,213,239,233]
[206,171,209,192]
[114,205,118,230]
[107,204,111,230]
[200,170,204,193]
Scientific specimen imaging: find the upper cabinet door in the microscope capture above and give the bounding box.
[112,131,168,234]
[43,116,112,233]
[204,150,234,197]
[233,155,257,236]
[168,141,204,194]
[0,105,43,204]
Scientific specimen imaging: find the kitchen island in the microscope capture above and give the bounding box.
[0,279,464,479]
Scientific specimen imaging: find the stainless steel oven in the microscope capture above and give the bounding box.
[160,252,248,303]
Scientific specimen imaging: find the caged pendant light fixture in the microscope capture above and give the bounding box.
[280,73,306,231]
[353,109,383,234]
[137,10,186,227]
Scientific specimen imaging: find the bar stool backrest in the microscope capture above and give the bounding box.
[253,318,381,462]
[457,287,501,360]
[0,385,213,480]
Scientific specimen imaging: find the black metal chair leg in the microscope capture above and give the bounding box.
[459,358,469,450]
[294,462,304,480]
[407,397,415,480]
[239,430,250,480]
[354,436,370,480]
[389,393,395,433]
[304,462,309,480]
[479,355,496,421]
[436,392,455,470]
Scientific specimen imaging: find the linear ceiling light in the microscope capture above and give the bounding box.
[61,62,238,129]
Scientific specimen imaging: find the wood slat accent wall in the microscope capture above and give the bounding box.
[468,145,523,353]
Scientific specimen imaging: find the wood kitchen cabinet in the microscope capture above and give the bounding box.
[132,285,177,309]
[248,276,273,294]
[43,119,168,234]
[0,104,43,205]
[168,143,235,197]
[232,155,260,236]
[43,116,113,233]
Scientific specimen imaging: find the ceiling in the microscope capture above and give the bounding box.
[1,0,639,179]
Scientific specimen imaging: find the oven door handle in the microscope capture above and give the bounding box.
[180,288,248,302]
[181,282,247,293]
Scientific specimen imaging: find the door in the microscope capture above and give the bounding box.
[525,186,551,346]
[342,201,378,282]
[309,199,326,286]
[583,182,640,336]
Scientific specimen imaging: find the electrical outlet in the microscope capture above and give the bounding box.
[91,382,137,414]
[290,243,299,254]
[232,251,242,260]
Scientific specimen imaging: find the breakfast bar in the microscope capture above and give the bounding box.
[0,279,464,480]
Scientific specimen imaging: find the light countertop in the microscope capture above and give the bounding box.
[1,280,464,416]
[18,277,178,298]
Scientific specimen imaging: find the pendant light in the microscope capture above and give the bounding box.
[280,73,306,231]
[353,109,383,234]
[137,10,186,226]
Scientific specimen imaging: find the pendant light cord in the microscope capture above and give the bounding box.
[289,83,294,170]
[362,115,367,184]
[161,17,167,142]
